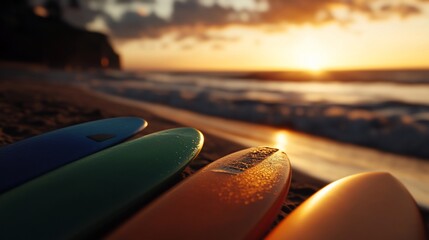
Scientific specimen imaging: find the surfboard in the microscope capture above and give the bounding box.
[0,117,147,193]
[266,172,426,240]
[0,127,204,240]
[107,147,292,240]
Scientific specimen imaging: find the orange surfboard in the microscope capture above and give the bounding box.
[108,147,292,240]
[267,172,426,240]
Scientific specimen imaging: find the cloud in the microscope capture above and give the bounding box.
[49,0,104,29]
[379,3,421,18]
[50,0,428,41]
[105,10,168,38]
[107,1,239,39]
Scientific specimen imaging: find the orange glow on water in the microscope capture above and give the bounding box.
[274,131,289,150]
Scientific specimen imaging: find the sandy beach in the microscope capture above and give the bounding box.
[0,79,332,234]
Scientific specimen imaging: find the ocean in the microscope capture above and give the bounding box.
[88,70,429,159]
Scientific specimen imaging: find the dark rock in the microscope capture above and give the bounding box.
[0,0,120,70]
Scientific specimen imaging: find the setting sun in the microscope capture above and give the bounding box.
[300,54,324,72]
[294,35,327,72]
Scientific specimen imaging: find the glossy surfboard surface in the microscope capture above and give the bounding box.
[267,172,426,240]
[108,147,292,240]
[0,127,203,240]
[0,117,147,193]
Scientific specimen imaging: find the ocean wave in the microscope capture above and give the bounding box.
[93,82,429,159]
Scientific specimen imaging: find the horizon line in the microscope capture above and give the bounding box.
[125,67,429,73]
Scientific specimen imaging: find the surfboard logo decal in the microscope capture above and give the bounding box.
[212,147,278,175]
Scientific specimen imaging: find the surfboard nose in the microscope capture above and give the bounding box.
[102,116,148,132]
[267,172,426,240]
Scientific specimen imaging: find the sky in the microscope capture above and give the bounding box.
[32,0,429,71]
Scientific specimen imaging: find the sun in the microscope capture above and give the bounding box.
[305,57,323,72]
[298,51,324,73]
[292,36,327,73]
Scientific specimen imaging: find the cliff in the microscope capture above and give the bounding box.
[0,1,120,70]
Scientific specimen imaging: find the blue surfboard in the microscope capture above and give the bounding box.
[0,117,147,194]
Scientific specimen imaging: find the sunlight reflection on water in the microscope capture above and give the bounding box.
[274,131,289,151]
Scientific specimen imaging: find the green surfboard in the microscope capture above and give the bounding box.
[0,127,204,240]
